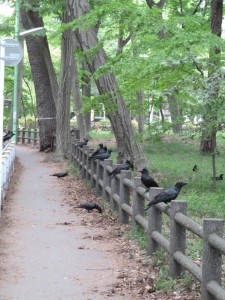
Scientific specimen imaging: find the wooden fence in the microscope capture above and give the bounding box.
[71,141,225,300]
[17,128,39,145]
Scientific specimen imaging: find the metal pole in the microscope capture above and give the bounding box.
[0,41,6,206]
[12,0,20,141]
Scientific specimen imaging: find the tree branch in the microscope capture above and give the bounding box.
[193,59,204,77]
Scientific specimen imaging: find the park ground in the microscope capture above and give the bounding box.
[0,144,200,299]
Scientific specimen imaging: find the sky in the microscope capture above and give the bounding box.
[0,3,14,17]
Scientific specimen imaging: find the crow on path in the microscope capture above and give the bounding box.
[109,160,134,179]
[89,149,112,161]
[50,172,68,178]
[144,181,187,211]
[212,174,224,181]
[139,168,159,193]
[74,203,102,213]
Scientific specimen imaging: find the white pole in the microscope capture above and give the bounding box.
[0,41,5,207]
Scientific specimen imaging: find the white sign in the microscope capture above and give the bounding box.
[3,38,23,66]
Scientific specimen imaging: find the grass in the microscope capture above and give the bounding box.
[87,129,225,293]
[144,134,225,219]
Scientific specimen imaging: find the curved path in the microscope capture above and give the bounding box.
[0,145,129,300]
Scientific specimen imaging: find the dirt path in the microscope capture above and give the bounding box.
[0,145,199,300]
[0,145,133,300]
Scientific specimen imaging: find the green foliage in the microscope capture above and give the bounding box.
[127,226,147,250]
[89,129,114,140]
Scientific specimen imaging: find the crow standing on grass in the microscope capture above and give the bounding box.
[109,160,134,179]
[144,181,187,211]
[192,165,199,172]
[74,203,102,213]
[212,174,224,181]
[139,168,159,192]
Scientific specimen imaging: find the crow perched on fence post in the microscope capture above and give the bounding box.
[144,181,187,211]
[89,149,112,161]
[139,168,159,193]
[109,160,134,179]
[3,130,15,143]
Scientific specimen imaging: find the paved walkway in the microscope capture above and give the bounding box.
[0,146,128,300]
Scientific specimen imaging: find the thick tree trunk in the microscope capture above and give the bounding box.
[167,94,183,134]
[66,0,147,168]
[200,0,222,154]
[137,91,145,133]
[54,13,73,161]
[20,4,56,150]
[81,62,91,133]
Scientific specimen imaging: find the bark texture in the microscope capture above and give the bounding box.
[65,0,147,168]
[20,3,56,150]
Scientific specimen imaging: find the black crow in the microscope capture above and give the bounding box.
[144,181,187,211]
[139,168,159,192]
[3,131,15,142]
[212,174,224,180]
[50,172,68,178]
[92,143,104,156]
[73,203,102,213]
[75,138,89,148]
[109,160,134,179]
[89,149,112,161]
[192,165,199,172]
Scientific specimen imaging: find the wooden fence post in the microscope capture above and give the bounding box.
[90,160,97,189]
[169,200,187,278]
[132,177,144,226]
[85,148,93,181]
[110,164,120,211]
[147,187,164,255]
[27,129,31,144]
[34,129,38,146]
[95,160,103,196]
[201,218,224,300]
[81,146,88,179]
[102,159,113,202]
[22,128,26,144]
[119,170,131,224]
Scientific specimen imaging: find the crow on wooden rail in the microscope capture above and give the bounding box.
[139,168,159,193]
[88,144,107,161]
[3,130,15,143]
[144,181,187,211]
[75,138,89,148]
[89,149,112,161]
[109,160,134,179]
[74,203,102,213]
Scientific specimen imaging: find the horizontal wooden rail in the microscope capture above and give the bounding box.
[71,141,225,300]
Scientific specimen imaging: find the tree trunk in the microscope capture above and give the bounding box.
[54,12,73,161]
[200,0,222,154]
[167,94,183,134]
[81,62,91,133]
[20,4,56,150]
[137,91,145,133]
[66,0,147,168]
